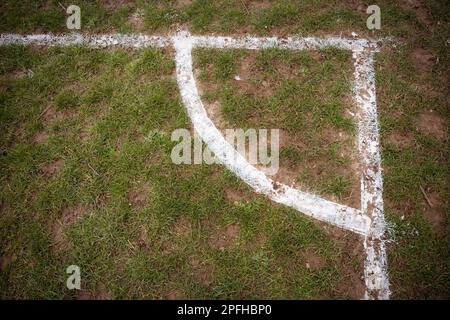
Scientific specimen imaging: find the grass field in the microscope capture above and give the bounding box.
[0,0,449,299]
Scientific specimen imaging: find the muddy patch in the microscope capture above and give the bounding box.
[51,204,88,252]
[0,254,13,271]
[128,9,145,30]
[399,0,432,29]
[245,232,267,250]
[40,106,59,124]
[249,0,272,11]
[51,221,69,252]
[176,0,193,7]
[136,226,150,249]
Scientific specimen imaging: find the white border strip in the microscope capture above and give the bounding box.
[0,31,390,299]
[353,49,390,299]
[0,33,170,48]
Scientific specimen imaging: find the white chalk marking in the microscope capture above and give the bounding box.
[353,49,390,299]
[0,31,390,299]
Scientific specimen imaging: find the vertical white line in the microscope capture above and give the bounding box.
[353,49,390,299]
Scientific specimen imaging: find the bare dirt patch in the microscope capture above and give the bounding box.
[167,289,183,300]
[40,106,59,124]
[210,223,240,251]
[136,226,150,249]
[411,48,435,74]
[322,224,366,299]
[421,189,446,232]
[100,0,133,10]
[51,204,87,252]
[33,130,51,143]
[190,257,213,285]
[171,215,192,237]
[128,10,145,31]
[416,110,447,140]
[399,0,432,29]
[203,100,227,128]
[61,204,87,225]
[245,232,267,250]
[76,288,112,300]
[39,159,64,177]
[347,0,366,13]
[224,188,247,203]
[51,221,69,252]
[0,254,13,271]
[249,0,272,11]
[303,250,325,270]
[128,182,150,208]
[386,131,414,148]
[176,0,193,7]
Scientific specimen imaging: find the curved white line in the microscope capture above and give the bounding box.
[172,31,370,236]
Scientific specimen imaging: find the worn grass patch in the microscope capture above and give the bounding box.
[0,0,449,299]
[193,47,360,206]
[0,45,365,299]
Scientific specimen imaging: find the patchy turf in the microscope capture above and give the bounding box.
[0,0,449,299]
[193,47,360,207]
[0,45,366,299]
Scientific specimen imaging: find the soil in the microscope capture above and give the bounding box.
[128,183,150,208]
[303,250,325,270]
[39,159,64,177]
[416,110,447,140]
[210,223,240,251]
[411,48,435,74]
[321,223,366,299]
[386,131,414,148]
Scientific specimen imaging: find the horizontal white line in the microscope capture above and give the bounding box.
[0,32,384,52]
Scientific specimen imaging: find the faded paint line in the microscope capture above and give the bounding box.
[353,49,390,300]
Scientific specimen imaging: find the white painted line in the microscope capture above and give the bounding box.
[0,31,391,299]
[192,34,379,51]
[353,49,390,299]
[173,31,370,236]
[0,33,169,48]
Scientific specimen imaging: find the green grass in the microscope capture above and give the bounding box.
[376,45,449,299]
[0,0,449,299]
[193,47,358,204]
[0,45,363,299]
